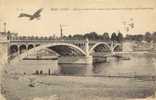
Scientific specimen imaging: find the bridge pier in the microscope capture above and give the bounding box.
[0,41,9,64]
[85,38,90,56]
[0,32,9,65]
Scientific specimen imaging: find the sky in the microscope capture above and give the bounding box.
[0,0,156,36]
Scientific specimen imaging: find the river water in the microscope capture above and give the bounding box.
[60,53,156,76]
[1,53,156,100]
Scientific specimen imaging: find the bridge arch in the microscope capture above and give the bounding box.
[10,45,18,54]
[89,42,111,54]
[19,44,27,54]
[11,43,87,63]
[28,44,34,50]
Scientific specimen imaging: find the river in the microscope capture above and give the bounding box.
[60,53,156,76]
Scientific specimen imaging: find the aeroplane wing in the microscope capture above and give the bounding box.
[18,13,32,18]
[33,8,43,16]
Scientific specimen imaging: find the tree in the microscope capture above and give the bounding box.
[144,32,152,42]
[135,35,144,42]
[111,32,118,42]
[117,32,123,43]
[102,32,110,41]
[73,34,84,40]
[68,35,72,39]
[152,32,156,42]
[84,32,98,40]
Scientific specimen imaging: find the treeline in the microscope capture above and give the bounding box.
[63,31,156,43]
[8,31,156,43]
[63,32,123,43]
[125,32,156,43]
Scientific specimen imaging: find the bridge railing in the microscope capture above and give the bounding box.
[10,38,113,44]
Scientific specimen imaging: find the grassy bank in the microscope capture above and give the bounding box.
[1,72,156,100]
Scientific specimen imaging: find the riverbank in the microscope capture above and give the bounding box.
[1,72,156,100]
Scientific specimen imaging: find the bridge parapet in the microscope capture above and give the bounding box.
[10,38,112,46]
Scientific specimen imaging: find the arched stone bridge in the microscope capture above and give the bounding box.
[9,38,122,64]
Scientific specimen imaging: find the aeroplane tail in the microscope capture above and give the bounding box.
[18,13,25,17]
[29,17,34,20]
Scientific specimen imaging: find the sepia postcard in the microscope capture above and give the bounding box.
[0,0,156,100]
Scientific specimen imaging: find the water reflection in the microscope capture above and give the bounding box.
[59,64,93,76]
[59,54,156,76]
